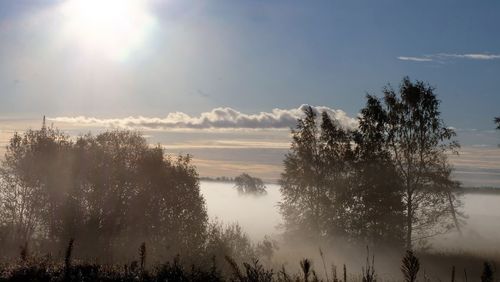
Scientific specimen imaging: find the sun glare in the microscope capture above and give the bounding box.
[60,0,155,61]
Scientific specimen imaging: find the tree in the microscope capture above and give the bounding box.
[280,104,404,244]
[0,124,72,251]
[0,126,208,261]
[381,77,461,249]
[279,106,353,241]
[318,111,355,239]
[234,173,267,195]
[280,78,462,248]
[495,116,500,130]
[351,95,405,245]
[280,106,326,240]
[70,131,208,260]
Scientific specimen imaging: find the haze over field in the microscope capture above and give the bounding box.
[201,182,500,249]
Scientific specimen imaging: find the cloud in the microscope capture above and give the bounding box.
[398,53,500,62]
[165,140,291,150]
[397,56,433,62]
[437,53,500,60]
[49,105,359,130]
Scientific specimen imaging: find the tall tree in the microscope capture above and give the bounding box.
[318,111,354,239]
[0,125,72,250]
[351,95,405,245]
[280,78,461,248]
[280,106,323,239]
[381,77,460,249]
[279,107,353,241]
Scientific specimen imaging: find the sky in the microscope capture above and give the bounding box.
[0,0,499,186]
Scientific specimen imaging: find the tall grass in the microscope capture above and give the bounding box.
[400,250,419,282]
[0,240,496,281]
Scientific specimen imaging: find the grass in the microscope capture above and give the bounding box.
[0,242,497,281]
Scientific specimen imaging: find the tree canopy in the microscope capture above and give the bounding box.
[279,77,462,248]
[0,127,207,260]
[234,173,267,195]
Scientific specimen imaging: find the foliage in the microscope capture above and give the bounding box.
[401,250,420,282]
[300,258,312,282]
[255,236,278,263]
[381,77,461,248]
[0,125,72,250]
[351,95,405,245]
[0,127,207,261]
[279,107,354,242]
[279,77,462,248]
[234,173,267,195]
[481,262,494,282]
[203,221,257,273]
[0,244,495,281]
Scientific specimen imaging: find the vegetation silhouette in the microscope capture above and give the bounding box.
[280,77,462,249]
[481,262,494,282]
[0,127,209,262]
[401,250,419,282]
[234,173,267,195]
[0,242,495,281]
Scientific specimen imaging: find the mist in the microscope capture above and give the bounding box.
[199,181,500,280]
[201,181,500,251]
[200,182,283,240]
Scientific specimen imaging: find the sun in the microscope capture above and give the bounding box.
[60,0,155,61]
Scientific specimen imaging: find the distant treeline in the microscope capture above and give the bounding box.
[460,186,500,194]
[199,176,235,183]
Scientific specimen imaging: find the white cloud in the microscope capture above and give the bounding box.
[397,56,433,62]
[437,53,500,60]
[49,105,358,130]
[398,53,500,62]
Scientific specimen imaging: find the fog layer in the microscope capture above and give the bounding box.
[201,181,500,252]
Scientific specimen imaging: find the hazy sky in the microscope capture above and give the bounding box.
[0,0,499,185]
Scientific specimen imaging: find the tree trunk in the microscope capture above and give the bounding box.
[447,191,462,236]
[406,193,413,250]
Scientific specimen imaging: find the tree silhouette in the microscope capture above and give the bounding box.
[234,173,267,195]
[279,78,462,247]
[495,116,500,130]
[280,107,330,239]
[280,104,403,244]
[401,250,420,282]
[352,95,405,245]
[381,77,460,249]
[0,125,72,249]
[279,106,354,241]
[0,125,207,261]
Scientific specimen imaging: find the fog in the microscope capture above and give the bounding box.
[432,192,500,251]
[201,181,500,252]
[200,181,283,240]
